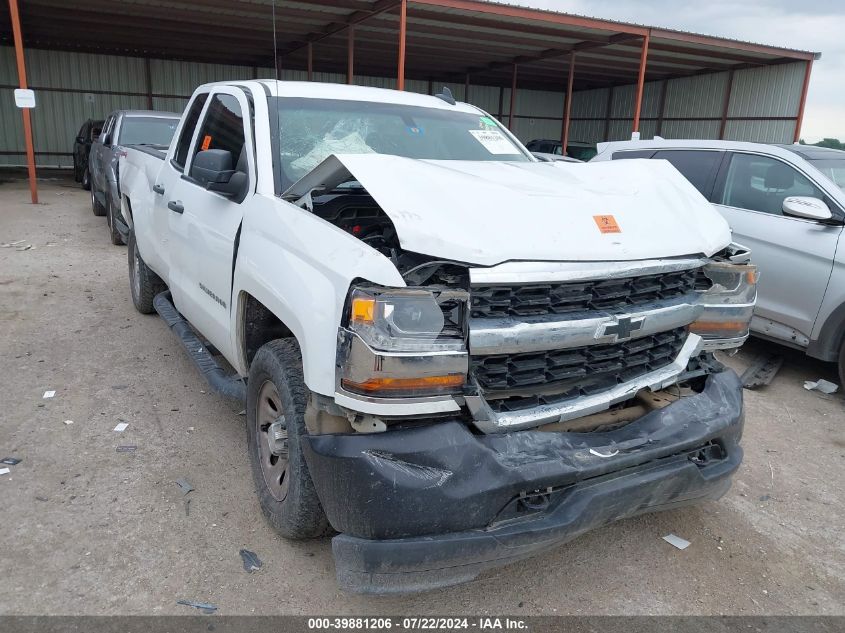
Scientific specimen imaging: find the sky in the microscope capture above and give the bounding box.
[499,0,844,142]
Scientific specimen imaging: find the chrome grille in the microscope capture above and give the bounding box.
[470,268,700,318]
[471,328,688,412]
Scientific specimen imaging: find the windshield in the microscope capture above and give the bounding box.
[271,97,529,189]
[118,117,179,146]
[808,159,845,191]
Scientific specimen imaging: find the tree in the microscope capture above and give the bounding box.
[814,138,844,150]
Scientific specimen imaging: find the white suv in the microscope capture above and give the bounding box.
[593,140,845,384]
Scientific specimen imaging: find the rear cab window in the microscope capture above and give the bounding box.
[172,93,209,172]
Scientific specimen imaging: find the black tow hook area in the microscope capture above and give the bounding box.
[688,442,725,466]
[153,291,246,404]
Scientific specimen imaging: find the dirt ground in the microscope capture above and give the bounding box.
[0,174,843,616]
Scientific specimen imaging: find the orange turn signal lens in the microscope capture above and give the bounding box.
[350,296,375,324]
[688,320,748,333]
[342,374,465,395]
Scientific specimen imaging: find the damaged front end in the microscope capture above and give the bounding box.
[327,247,755,434]
[287,156,755,594]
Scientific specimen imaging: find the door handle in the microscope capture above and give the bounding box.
[167,200,184,214]
[152,184,165,195]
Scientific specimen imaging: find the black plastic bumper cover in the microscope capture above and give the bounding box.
[303,369,744,594]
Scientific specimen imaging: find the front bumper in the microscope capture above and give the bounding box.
[303,369,745,594]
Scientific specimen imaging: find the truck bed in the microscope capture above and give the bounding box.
[124,144,168,161]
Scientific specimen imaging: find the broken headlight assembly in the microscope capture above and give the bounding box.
[338,286,469,397]
[690,261,758,345]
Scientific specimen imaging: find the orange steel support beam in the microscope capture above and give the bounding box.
[8,0,38,204]
[307,42,313,80]
[719,69,734,139]
[632,30,650,134]
[508,63,517,130]
[347,25,354,84]
[561,53,575,155]
[397,0,407,90]
[794,59,813,142]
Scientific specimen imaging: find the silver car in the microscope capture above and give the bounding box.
[89,110,180,244]
[593,139,845,385]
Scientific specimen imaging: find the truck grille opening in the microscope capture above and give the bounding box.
[470,268,701,318]
[471,328,688,413]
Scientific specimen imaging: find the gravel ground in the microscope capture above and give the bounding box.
[1,175,843,616]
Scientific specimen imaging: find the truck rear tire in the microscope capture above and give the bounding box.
[128,230,166,314]
[247,339,330,539]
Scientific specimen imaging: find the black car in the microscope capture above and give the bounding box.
[73,119,104,190]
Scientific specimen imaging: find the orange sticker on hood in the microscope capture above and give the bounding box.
[593,215,621,234]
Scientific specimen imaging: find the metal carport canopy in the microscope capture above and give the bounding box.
[0,0,821,202]
[1,0,818,86]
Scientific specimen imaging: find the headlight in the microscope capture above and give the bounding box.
[348,287,465,352]
[340,286,468,397]
[689,261,757,343]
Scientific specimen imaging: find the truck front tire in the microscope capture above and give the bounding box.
[128,230,166,314]
[247,339,330,539]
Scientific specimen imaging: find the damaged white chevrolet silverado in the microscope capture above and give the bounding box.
[119,80,757,594]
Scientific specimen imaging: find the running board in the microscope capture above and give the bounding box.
[153,291,246,404]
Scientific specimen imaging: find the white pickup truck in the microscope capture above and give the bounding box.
[119,80,757,594]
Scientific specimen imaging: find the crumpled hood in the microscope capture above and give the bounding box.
[285,154,731,267]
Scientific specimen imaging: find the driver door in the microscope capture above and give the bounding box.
[165,88,255,356]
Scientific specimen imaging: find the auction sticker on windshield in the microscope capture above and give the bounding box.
[468,129,517,154]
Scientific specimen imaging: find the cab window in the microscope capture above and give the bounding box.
[100,116,115,144]
[189,93,246,183]
[718,153,824,216]
[173,93,209,171]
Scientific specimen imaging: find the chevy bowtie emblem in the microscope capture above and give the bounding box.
[599,316,644,341]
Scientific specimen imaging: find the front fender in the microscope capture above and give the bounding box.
[232,195,404,396]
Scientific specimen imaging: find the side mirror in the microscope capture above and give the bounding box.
[192,149,234,184]
[191,149,247,201]
[75,135,84,144]
[782,196,833,221]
